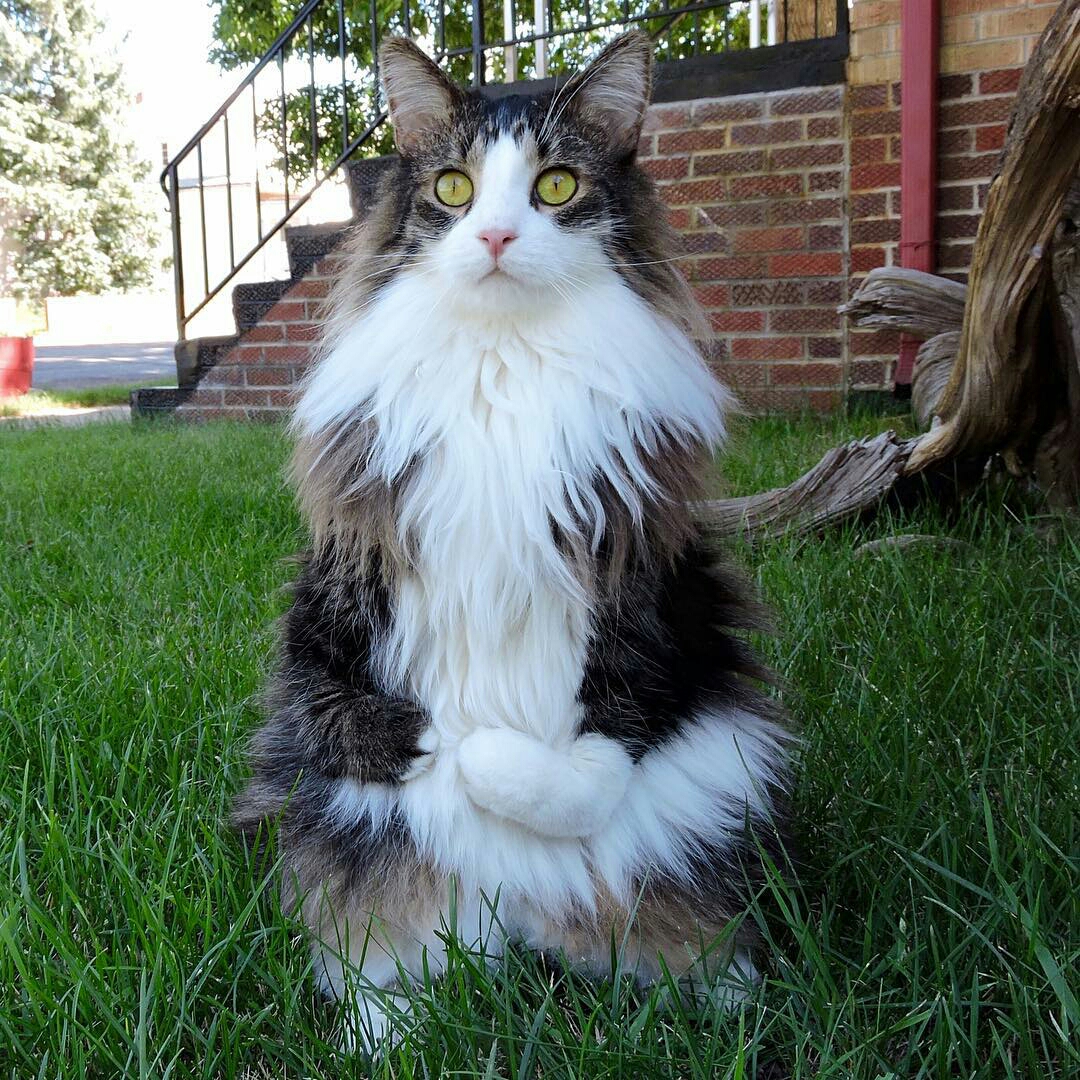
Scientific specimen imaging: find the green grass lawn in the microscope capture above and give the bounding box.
[0,384,168,418]
[1,417,1077,1078]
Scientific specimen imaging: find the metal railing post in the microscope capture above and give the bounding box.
[339,0,349,151]
[503,0,517,81]
[472,0,485,86]
[166,164,186,341]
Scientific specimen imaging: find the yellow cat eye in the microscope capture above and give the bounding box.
[434,170,473,207]
[535,168,577,206]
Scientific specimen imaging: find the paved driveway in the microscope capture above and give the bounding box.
[31,343,175,390]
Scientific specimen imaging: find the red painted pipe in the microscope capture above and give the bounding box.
[895,0,940,389]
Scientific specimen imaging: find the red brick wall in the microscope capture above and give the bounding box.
[179,86,852,420]
[176,67,1025,419]
[848,65,1022,391]
[638,87,847,413]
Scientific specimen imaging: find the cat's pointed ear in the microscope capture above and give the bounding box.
[379,37,463,155]
[564,32,652,157]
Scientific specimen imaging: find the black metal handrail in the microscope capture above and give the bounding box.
[163,0,849,341]
[162,0,395,337]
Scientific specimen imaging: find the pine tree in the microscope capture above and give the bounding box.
[0,0,160,298]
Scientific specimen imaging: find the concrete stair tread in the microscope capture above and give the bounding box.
[287,220,353,238]
[346,156,397,219]
[232,279,293,330]
[232,279,292,303]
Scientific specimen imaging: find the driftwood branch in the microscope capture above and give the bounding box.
[839,266,967,340]
[911,331,961,429]
[694,432,915,540]
[1036,178,1080,502]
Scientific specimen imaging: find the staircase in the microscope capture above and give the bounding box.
[133,158,393,418]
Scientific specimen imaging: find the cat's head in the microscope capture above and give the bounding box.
[366,32,686,320]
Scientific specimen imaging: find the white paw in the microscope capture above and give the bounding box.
[457,727,539,816]
[567,733,634,832]
[457,728,633,838]
[571,733,635,782]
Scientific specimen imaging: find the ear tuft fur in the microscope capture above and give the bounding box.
[565,31,653,157]
[379,36,462,155]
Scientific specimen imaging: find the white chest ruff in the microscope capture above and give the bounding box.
[378,337,593,749]
[298,266,739,916]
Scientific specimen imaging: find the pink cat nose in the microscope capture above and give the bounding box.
[477,229,517,260]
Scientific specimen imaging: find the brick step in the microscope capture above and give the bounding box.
[174,334,239,388]
[285,221,353,279]
[232,279,295,332]
[132,154,404,419]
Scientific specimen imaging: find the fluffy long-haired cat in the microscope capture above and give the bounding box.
[234,30,790,1050]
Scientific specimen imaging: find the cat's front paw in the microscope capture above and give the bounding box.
[400,725,441,781]
[458,728,543,821]
[457,728,632,838]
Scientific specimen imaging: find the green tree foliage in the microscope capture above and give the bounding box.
[208,0,751,178]
[0,0,160,298]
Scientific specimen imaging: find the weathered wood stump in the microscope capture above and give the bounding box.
[696,0,1080,538]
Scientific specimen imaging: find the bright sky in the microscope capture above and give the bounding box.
[103,0,237,168]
